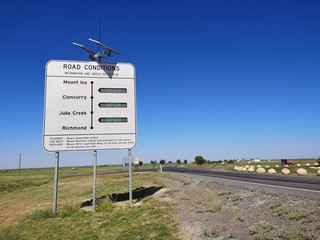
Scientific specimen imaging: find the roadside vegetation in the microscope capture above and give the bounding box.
[1,164,319,239]
[196,159,320,176]
[151,157,320,176]
[0,168,178,240]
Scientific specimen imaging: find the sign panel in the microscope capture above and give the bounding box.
[123,162,135,167]
[122,156,139,164]
[43,60,136,151]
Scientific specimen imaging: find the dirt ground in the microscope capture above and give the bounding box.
[154,173,320,240]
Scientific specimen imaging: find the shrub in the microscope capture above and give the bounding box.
[195,156,205,165]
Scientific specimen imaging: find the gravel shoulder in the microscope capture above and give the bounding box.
[154,172,320,240]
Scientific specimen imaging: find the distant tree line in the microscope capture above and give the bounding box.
[150,159,189,165]
[149,157,238,166]
[194,156,238,165]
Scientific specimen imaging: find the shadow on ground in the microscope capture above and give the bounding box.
[80,186,163,208]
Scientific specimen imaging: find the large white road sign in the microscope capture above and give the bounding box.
[43,60,136,151]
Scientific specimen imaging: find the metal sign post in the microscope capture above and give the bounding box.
[128,149,133,204]
[53,152,59,214]
[93,150,97,213]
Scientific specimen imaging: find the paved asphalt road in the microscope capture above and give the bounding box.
[64,166,320,199]
[162,166,320,200]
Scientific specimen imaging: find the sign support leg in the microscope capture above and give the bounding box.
[53,152,59,214]
[93,150,97,213]
[128,149,133,204]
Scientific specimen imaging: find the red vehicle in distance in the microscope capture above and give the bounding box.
[281,159,296,166]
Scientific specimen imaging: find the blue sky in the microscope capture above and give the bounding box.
[1,0,319,169]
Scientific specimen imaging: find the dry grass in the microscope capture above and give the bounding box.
[0,170,179,240]
[1,167,319,240]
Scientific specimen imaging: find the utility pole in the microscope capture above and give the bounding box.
[19,153,22,175]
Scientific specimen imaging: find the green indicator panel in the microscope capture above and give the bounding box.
[98,88,127,93]
[98,102,127,108]
[98,117,128,123]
